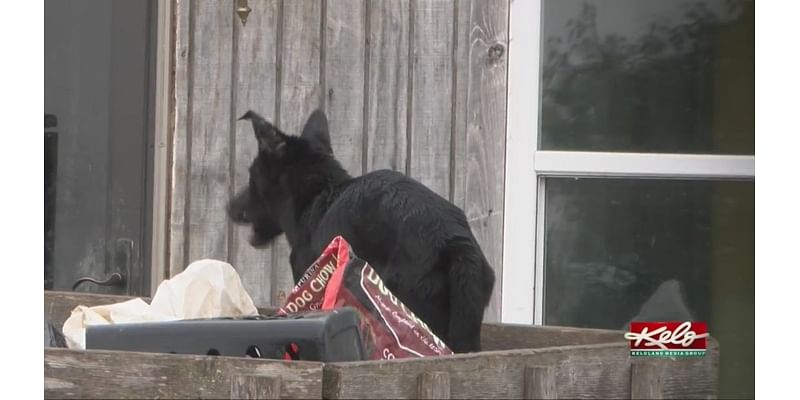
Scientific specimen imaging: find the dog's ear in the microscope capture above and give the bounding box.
[239,110,285,153]
[301,109,332,153]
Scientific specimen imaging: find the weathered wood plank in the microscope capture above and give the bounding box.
[480,323,623,352]
[169,0,192,277]
[322,341,719,399]
[278,0,322,132]
[44,348,322,399]
[661,352,718,399]
[417,371,451,399]
[473,214,504,323]
[186,0,234,262]
[324,0,366,175]
[365,0,410,172]
[452,0,509,323]
[523,366,557,399]
[267,238,293,307]
[409,0,454,197]
[230,0,279,308]
[272,0,324,306]
[231,375,282,399]
[631,362,665,400]
[450,0,469,211]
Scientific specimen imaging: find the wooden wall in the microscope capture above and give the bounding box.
[168,0,509,321]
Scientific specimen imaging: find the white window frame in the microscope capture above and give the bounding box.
[501,0,755,325]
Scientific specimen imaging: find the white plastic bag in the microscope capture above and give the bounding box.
[62,259,258,349]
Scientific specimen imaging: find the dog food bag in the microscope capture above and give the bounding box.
[278,236,453,360]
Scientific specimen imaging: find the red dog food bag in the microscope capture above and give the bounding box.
[278,236,453,360]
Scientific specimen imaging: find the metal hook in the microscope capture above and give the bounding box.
[235,0,252,26]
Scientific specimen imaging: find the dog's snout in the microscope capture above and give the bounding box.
[227,201,248,223]
[227,188,254,224]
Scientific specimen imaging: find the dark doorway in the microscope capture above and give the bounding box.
[45,0,157,296]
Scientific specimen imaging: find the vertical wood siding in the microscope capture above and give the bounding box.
[170,0,509,321]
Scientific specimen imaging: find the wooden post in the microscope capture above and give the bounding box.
[524,366,557,399]
[631,363,664,399]
[417,371,451,399]
[230,375,282,399]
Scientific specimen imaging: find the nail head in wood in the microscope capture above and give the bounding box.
[524,365,557,399]
[417,371,451,399]
[230,375,281,399]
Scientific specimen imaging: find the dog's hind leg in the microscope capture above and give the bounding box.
[444,237,495,353]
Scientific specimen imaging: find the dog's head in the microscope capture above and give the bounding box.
[227,109,336,248]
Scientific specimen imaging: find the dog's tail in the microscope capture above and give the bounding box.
[443,236,495,353]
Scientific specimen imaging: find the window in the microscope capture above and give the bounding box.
[503,1,754,398]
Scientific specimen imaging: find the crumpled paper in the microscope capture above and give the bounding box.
[62,259,258,349]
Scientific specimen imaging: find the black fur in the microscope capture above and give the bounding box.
[228,109,495,353]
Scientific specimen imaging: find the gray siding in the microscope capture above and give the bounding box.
[169,0,509,321]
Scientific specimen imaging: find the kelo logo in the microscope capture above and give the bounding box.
[624,321,708,357]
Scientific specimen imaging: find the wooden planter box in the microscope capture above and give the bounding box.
[45,291,718,399]
[45,348,322,399]
[44,291,321,399]
[323,323,718,399]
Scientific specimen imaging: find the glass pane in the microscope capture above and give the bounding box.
[543,177,753,399]
[540,0,754,154]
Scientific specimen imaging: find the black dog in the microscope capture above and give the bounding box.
[227,109,495,353]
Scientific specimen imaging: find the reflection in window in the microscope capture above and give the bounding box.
[540,0,754,154]
[543,177,753,399]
